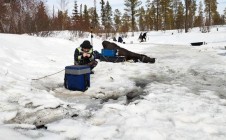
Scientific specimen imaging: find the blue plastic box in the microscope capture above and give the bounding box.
[101,49,117,57]
[64,65,90,91]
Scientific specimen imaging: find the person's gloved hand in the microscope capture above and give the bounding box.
[83,53,90,57]
[86,53,91,57]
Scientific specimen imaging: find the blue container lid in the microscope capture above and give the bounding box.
[65,65,91,75]
[65,65,90,70]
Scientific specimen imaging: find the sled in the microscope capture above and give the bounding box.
[190,42,203,46]
[99,55,126,63]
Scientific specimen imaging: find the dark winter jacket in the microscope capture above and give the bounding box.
[142,33,147,39]
[74,47,94,65]
[118,37,123,43]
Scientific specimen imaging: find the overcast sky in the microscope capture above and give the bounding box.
[46,0,226,15]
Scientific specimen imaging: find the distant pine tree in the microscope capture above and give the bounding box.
[89,7,99,33]
[35,1,49,32]
[172,0,181,29]
[105,1,113,36]
[114,9,122,32]
[160,0,174,30]
[204,0,218,31]
[0,0,6,32]
[176,2,184,32]
[152,0,161,31]
[124,0,142,36]
[100,0,106,29]
[194,1,204,29]
[149,3,157,30]
[188,0,197,29]
[72,0,82,32]
[72,0,79,22]
[120,12,130,34]
[83,5,90,32]
[138,6,145,31]
[224,8,226,24]
[185,0,189,33]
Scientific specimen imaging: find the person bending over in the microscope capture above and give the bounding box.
[74,40,98,73]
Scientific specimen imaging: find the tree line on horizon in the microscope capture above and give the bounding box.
[0,0,225,36]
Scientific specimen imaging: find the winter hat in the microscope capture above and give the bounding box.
[81,40,92,49]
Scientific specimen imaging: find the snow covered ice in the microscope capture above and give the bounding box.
[0,26,226,140]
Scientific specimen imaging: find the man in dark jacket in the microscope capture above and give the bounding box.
[74,40,98,73]
[118,36,123,43]
[141,32,147,42]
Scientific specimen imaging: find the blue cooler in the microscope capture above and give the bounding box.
[101,49,117,57]
[64,65,90,91]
